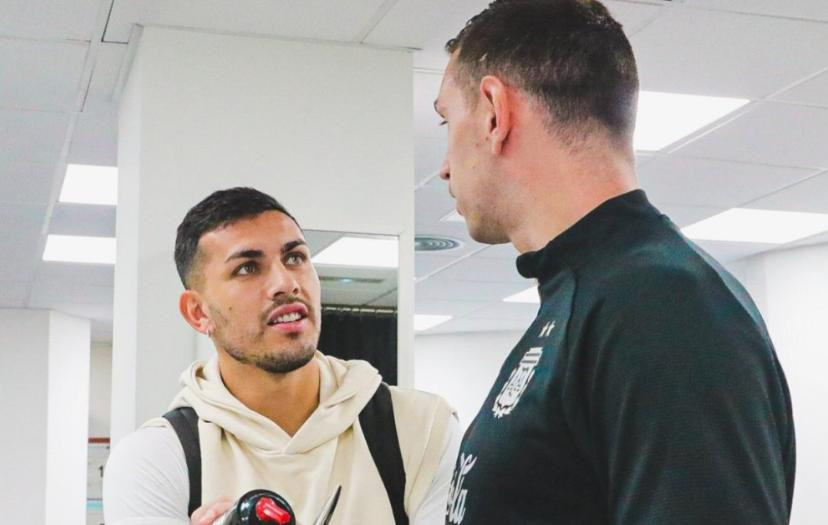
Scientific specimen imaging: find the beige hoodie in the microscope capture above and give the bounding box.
[144,352,455,525]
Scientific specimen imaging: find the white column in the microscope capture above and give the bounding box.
[113,27,415,443]
[0,309,90,525]
[732,243,828,525]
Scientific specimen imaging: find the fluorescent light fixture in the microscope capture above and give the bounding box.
[43,235,116,264]
[59,164,118,205]
[440,210,465,222]
[503,286,540,304]
[682,208,828,244]
[312,236,398,268]
[415,314,452,331]
[634,91,749,151]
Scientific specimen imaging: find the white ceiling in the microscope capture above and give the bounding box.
[1,0,827,340]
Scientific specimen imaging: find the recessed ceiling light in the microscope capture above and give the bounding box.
[634,91,749,151]
[682,208,828,244]
[43,235,116,264]
[414,314,452,331]
[59,164,118,205]
[312,236,398,268]
[503,286,539,304]
[440,210,465,222]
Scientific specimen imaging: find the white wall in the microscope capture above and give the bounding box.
[731,244,828,525]
[0,309,90,525]
[114,27,415,443]
[45,312,91,525]
[0,309,50,525]
[415,331,523,429]
[89,343,112,438]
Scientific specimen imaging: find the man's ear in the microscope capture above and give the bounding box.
[179,290,212,336]
[479,75,512,155]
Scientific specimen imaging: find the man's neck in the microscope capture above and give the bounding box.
[509,145,638,254]
[217,353,321,436]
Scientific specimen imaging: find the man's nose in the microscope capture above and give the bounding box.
[438,157,450,181]
[266,264,300,299]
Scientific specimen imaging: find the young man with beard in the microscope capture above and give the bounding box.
[435,1,795,524]
[104,187,459,525]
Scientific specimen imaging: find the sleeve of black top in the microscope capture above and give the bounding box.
[583,266,792,525]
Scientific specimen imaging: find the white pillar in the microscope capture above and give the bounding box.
[113,27,415,444]
[0,309,91,525]
[732,243,828,525]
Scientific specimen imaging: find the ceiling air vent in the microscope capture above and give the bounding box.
[415,236,462,252]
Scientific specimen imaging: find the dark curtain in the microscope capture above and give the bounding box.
[318,309,398,385]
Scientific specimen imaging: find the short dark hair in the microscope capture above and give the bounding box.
[174,187,299,289]
[446,0,638,143]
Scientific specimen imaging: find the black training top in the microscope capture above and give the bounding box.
[445,190,795,525]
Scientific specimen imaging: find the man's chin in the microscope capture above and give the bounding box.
[226,344,316,375]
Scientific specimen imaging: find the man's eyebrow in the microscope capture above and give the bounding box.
[282,239,308,255]
[224,249,264,263]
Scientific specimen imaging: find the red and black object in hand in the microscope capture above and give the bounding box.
[217,489,296,525]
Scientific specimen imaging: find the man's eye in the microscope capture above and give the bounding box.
[235,261,258,276]
[285,252,308,266]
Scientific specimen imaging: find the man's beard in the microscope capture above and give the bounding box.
[210,303,318,374]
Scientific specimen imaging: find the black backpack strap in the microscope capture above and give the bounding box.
[359,382,409,525]
[163,407,202,517]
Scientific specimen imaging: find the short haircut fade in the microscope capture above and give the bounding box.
[174,187,299,289]
[446,0,639,142]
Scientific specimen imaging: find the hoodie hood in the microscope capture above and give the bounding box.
[170,351,381,454]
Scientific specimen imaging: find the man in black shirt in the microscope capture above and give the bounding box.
[433,1,795,523]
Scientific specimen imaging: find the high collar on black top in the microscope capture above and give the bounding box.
[515,189,663,284]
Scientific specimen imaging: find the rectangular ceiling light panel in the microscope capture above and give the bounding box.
[682,208,828,244]
[312,236,399,268]
[59,164,118,205]
[634,91,749,151]
[43,235,117,264]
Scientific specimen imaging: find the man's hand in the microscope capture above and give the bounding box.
[191,498,234,525]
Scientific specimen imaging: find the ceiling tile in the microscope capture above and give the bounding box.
[416,278,528,302]
[35,262,114,287]
[415,299,489,317]
[429,256,530,284]
[638,157,818,208]
[415,137,446,185]
[692,239,778,264]
[745,171,828,214]
[0,280,30,307]
[631,8,828,97]
[413,72,447,139]
[0,202,47,235]
[460,301,539,322]
[0,0,101,40]
[104,0,388,43]
[416,185,456,224]
[676,103,828,170]
[0,162,56,206]
[772,70,828,108]
[68,110,118,166]
[424,315,529,335]
[0,109,71,164]
[49,203,116,237]
[476,243,521,260]
[84,43,127,113]
[685,0,828,21]
[656,203,727,228]
[0,233,43,284]
[416,253,461,279]
[28,280,113,307]
[0,39,88,112]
